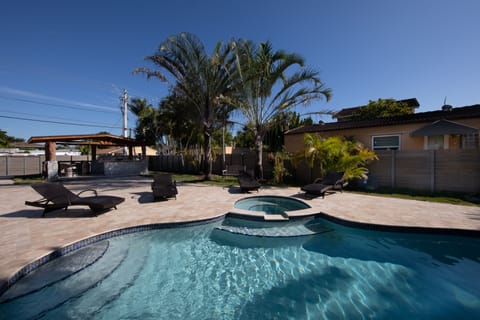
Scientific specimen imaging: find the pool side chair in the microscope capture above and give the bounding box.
[25,182,125,216]
[151,173,178,200]
[238,171,261,193]
[301,171,347,198]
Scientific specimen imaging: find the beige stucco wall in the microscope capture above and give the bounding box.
[285,118,480,153]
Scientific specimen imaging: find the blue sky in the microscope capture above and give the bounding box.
[1,0,479,140]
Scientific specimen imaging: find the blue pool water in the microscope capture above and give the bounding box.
[234,196,311,214]
[1,217,479,319]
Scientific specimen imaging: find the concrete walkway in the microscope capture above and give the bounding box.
[1,176,479,292]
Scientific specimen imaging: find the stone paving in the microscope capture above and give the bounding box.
[0,175,479,291]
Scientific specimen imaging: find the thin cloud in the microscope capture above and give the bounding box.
[0,86,119,112]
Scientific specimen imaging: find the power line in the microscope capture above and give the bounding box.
[0,96,117,114]
[0,109,119,126]
[0,115,122,129]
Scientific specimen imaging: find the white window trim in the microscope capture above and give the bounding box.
[371,134,401,150]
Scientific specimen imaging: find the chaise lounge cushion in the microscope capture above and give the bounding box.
[301,171,347,198]
[151,174,178,199]
[25,182,124,216]
[238,171,261,193]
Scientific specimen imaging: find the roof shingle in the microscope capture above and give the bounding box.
[285,104,480,135]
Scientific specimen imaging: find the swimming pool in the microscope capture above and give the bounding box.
[1,217,479,319]
[234,195,311,214]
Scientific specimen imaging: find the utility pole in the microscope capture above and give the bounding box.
[120,89,128,156]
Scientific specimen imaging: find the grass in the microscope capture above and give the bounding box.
[13,175,44,184]
[350,188,480,206]
[148,172,239,188]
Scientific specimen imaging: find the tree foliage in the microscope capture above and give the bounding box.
[295,133,378,181]
[134,32,237,179]
[263,111,313,153]
[353,98,413,120]
[0,130,23,147]
[128,98,160,145]
[157,93,203,153]
[224,40,331,179]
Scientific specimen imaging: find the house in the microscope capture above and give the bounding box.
[285,103,480,153]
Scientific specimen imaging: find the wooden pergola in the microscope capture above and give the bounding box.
[28,133,146,161]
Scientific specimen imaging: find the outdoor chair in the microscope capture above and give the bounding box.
[25,182,125,216]
[238,171,261,193]
[151,173,178,200]
[301,171,347,198]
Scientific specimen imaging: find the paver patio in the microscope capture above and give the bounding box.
[1,175,479,292]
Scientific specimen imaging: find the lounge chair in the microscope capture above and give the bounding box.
[151,174,178,200]
[301,171,347,198]
[25,182,125,216]
[238,171,261,193]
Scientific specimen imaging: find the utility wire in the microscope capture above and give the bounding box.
[0,96,117,114]
[0,109,119,127]
[0,115,122,129]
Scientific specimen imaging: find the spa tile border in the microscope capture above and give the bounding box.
[316,211,480,238]
[227,211,480,237]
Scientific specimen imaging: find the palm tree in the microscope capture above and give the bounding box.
[134,32,236,180]
[295,133,378,182]
[225,40,331,179]
[128,98,160,146]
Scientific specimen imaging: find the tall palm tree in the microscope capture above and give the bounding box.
[135,32,236,180]
[226,40,332,179]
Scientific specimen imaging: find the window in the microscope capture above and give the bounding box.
[427,135,444,150]
[372,135,400,150]
[462,133,479,149]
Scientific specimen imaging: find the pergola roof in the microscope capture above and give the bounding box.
[28,133,141,146]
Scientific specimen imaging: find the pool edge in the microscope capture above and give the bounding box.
[0,215,225,298]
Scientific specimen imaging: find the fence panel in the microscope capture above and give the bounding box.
[394,151,432,191]
[435,150,480,193]
[121,150,480,194]
[0,155,88,177]
[367,149,480,194]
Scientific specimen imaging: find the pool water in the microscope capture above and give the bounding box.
[1,218,479,319]
[234,196,311,214]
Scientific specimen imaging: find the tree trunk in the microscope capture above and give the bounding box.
[203,129,213,180]
[255,133,263,180]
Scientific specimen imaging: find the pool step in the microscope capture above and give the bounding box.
[43,240,149,319]
[0,240,109,303]
[215,222,333,237]
[0,240,129,320]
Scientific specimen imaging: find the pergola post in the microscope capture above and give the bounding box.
[128,145,133,160]
[45,141,58,181]
[91,145,97,161]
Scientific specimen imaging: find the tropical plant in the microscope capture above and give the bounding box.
[295,133,378,181]
[225,40,331,179]
[134,32,237,180]
[128,98,160,145]
[272,151,290,184]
